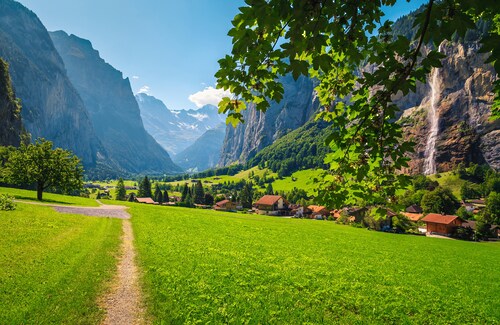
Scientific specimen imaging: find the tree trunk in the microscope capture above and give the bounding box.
[37,182,43,201]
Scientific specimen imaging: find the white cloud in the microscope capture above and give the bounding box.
[188,86,231,108]
[132,76,140,80]
[138,85,151,94]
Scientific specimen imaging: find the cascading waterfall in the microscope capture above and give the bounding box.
[423,44,443,175]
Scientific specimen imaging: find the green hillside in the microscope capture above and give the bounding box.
[131,204,499,324]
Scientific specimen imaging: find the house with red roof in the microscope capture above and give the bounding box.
[214,199,236,211]
[422,213,464,235]
[135,197,158,205]
[307,205,330,218]
[255,195,289,216]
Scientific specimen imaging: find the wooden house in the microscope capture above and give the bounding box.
[135,197,157,205]
[214,199,237,211]
[307,205,330,218]
[422,214,464,235]
[406,205,423,214]
[255,195,289,216]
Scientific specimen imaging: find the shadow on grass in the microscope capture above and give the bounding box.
[14,195,77,205]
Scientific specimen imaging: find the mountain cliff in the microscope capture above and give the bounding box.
[136,93,226,155]
[218,75,319,166]
[0,0,102,166]
[398,41,499,173]
[173,125,226,172]
[50,31,181,174]
[0,58,23,146]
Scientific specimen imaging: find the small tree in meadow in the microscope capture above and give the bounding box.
[115,178,126,201]
[163,190,169,203]
[154,184,163,204]
[193,180,205,204]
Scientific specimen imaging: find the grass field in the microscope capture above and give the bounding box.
[0,203,122,323]
[131,205,500,324]
[273,169,324,194]
[0,186,100,206]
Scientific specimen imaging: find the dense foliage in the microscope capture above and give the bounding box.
[3,138,83,201]
[216,0,500,209]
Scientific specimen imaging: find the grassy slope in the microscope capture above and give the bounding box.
[0,186,100,206]
[132,205,499,324]
[0,203,121,323]
[272,169,324,194]
[428,171,465,199]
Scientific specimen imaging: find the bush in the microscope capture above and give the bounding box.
[0,194,16,210]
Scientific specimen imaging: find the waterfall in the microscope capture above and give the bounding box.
[423,44,443,175]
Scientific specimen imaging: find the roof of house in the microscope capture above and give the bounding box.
[468,199,486,205]
[402,212,424,222]
[406,204,423,213]
[462,220,477,230]
[215,199,231,207]
[136,197,155,204]
[308,205,329,213]
[255,195,283,206]
[422,213,463,225]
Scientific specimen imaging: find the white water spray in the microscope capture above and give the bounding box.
[423,44,443,175]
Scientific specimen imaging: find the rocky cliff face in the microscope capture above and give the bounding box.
[50,31,181,174]
[136,93,226,155]
[0,0,102,166]
[218,75,319,166]
[398,41,499,173]
[0,58,23,146]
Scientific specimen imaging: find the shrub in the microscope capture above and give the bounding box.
[0,194,16,211]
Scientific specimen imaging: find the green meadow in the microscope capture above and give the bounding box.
[0,186,100,206]
[0,202,121,324]
[131,205,499,324]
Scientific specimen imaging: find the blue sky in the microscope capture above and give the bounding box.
[18,0,427,110]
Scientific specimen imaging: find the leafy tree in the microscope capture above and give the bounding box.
[163,190,169,203]
[4,138,83,201]
[421,187,460,215]
[138,176,152,198]
[115,178,126,201]
[154,183,163,204]
[413,175,438,191]
[215,0,500,207]
[460,181,482,200]
[193,180,205,204]
[484,191,500,225]
[456,206,473,221]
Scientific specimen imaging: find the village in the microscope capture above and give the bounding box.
[86,179,499,241]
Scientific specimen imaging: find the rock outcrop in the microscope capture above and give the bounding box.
[218,75,319,166]
[50,31,181,174]
[0,0,102,166]
[399,41,499,173]
[0,58,23,146]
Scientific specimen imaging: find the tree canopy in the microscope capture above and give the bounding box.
[216,0,500,208]
[3,138,83,200]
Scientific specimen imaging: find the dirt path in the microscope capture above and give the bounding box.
[102,219,145,325]
[18,199,145,324]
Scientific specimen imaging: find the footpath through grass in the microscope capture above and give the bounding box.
[0,186,100,206]
[131,205,500,324]
[0,203,122,324]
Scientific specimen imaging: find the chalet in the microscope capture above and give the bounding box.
[214,200,237,211]
[422,214,464,236]
[402,212,424,222]
[255,195,289,216]
[307,205,330,218]
[347,207,368,223]
[463,221,500,239]
[135,197,158,205]
[406,205,423,214]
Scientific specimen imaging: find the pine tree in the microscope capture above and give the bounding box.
[115,178,126,201]
[154,184,163,204]
[128,192,136,202]
[138,176,152,197]
[163,190,169,203]
[185,191,193,207]
[240,182,253,209]
[266,183,274,195]
[181,183,189,202]
[204,193,214,205]
[193,180,205,204]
